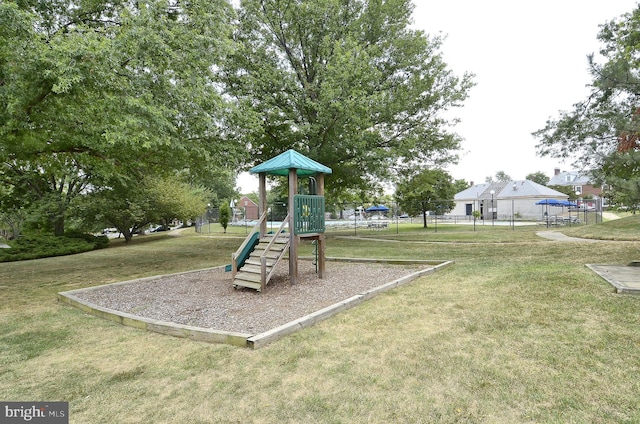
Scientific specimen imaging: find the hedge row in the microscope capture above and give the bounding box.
[0,232,109,262]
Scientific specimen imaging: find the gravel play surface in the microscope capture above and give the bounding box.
[73,260,429,335]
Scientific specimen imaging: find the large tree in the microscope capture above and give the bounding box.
[533,5,640,206]
[0,0,241,235]
[80,174,209,242]
[224,0,473,200]
[395,168,455,228]
[525,171,550,186]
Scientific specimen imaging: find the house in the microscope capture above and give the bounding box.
[449,180,568,220]
[547,168,604,208]
[234,196,259,221]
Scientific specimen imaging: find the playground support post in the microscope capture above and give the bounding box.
[288,168,298,284]
[396,201,399,235]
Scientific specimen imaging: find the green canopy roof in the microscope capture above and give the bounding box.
[249,149,332,176]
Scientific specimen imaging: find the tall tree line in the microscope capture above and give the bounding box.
[1,0,241,238]
[1,0,473,238]
[534,4,640,209]
[224,0,473,201]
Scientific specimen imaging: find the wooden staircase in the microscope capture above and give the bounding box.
[232,214,291,292]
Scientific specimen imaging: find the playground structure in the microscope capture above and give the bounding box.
[230,150,332,291]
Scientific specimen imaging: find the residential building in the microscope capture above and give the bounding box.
[235,196,259,221]
[547,168,605,209]
[450,180,568,220]
[547,168,603,198]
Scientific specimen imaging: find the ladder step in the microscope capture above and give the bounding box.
[245,257,277,264]
[247,252,281,260]
[235,272,262,284]
[261,235,289,241]
[233,279,262,291]
[256,242,288,248]
[251,246,284,256]
[256,243,286,249]
[241,264,273,274]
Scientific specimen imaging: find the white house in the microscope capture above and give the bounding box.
[449,180,568,220]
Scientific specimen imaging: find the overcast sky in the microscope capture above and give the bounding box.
[236,1,638,192]
[412,0,638,185]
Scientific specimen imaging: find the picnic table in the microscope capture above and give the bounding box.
[537,215,580,226]
[367,221,389,229]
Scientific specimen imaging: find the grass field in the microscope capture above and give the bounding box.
[1,216,640,423]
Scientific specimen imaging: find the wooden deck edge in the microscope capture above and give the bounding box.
[57,292,251,347]
[58,259,453,349]
[359,264,449,301]
[248,261,454,349]
[247,294,365,349]
[60,265,227,296]
[300,256,449,266]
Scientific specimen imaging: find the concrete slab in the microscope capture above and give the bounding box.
[587,264,640,294]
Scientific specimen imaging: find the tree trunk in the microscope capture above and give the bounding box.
[121,227,133,243]
[53,215,65,236]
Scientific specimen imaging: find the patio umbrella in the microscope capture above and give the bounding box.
[365,205,390,212]
[535,199,563,227]
[536,199,574,227]
[535,199,563,205]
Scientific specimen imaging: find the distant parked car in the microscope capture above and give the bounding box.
[150,225,170,232]
[569,206,596,212]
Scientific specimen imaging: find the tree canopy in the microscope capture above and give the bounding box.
[525,171,550,186]
[1,0,475,239]
[225,0,474,200]
[0,0,242,235]
[395,168,455,228]
[533,5,640,206]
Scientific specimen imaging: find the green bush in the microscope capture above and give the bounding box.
[64,230,109,249]
[0,233,109,262]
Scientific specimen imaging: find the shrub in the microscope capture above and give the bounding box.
[0,233,109,262]
[64,230,109,249]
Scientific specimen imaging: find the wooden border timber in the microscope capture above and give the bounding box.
[247,261,451,349]
[58,292,251,347]
[58,259,453,349]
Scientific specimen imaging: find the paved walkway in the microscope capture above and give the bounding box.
[536,214,640,294]
[536,231,603,242]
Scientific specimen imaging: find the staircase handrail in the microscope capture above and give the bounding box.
[260,213,291,290]
[231,211,267,278]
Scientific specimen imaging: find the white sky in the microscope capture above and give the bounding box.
[236,1,638,192]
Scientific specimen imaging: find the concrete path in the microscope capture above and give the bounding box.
[538,212,640,293]
[536,231,604,242]
[602,211,620,221]
[536,211,622,242]
[538,231,640,294]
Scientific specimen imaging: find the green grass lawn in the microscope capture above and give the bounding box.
[1,219,640,423]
